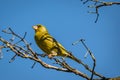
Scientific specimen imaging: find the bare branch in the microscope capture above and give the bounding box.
[80,39,96,80]
[0,46,4,59]
[0,27,105,80]
[0,37,68,71]
[81,0,120,23]
[72,39,97,80]
[9,54,17,63]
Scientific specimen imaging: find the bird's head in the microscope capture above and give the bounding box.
[32,24,48,33]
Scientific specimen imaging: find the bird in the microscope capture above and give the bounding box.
[32,24,81,64]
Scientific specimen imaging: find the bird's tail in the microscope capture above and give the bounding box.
[67,53,82,64]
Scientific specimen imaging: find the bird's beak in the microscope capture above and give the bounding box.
[32,26,38,30]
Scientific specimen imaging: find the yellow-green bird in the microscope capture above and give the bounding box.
[33,24,81,63]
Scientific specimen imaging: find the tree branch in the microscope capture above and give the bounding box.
[81,0,120,23]
[0,27,105,80]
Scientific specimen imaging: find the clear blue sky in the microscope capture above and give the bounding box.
[0,0,120,80]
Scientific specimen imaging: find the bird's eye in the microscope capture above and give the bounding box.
[37,25,42,28]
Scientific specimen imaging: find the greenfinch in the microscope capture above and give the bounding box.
[33,24,81,63]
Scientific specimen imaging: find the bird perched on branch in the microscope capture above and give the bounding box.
[33,24,81,64]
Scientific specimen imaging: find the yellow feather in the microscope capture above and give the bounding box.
[33,24,81,63]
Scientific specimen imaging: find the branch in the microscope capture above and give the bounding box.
[0,27,105,80]
[72,39,97,80]
[0,28,90,79]
[80,39,96,80]
[81,0,120,23]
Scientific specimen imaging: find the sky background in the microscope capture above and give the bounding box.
[0,0,120,80]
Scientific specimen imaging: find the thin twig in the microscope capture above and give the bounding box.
[80,39,96,80]
[9,54,17,63]
[0,46,4,59]
[81,0,120,23]
[8,28,28,44]
[72,39,104,78]
[31,62,36,69]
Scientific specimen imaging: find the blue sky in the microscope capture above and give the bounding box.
[0,0,120,80]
